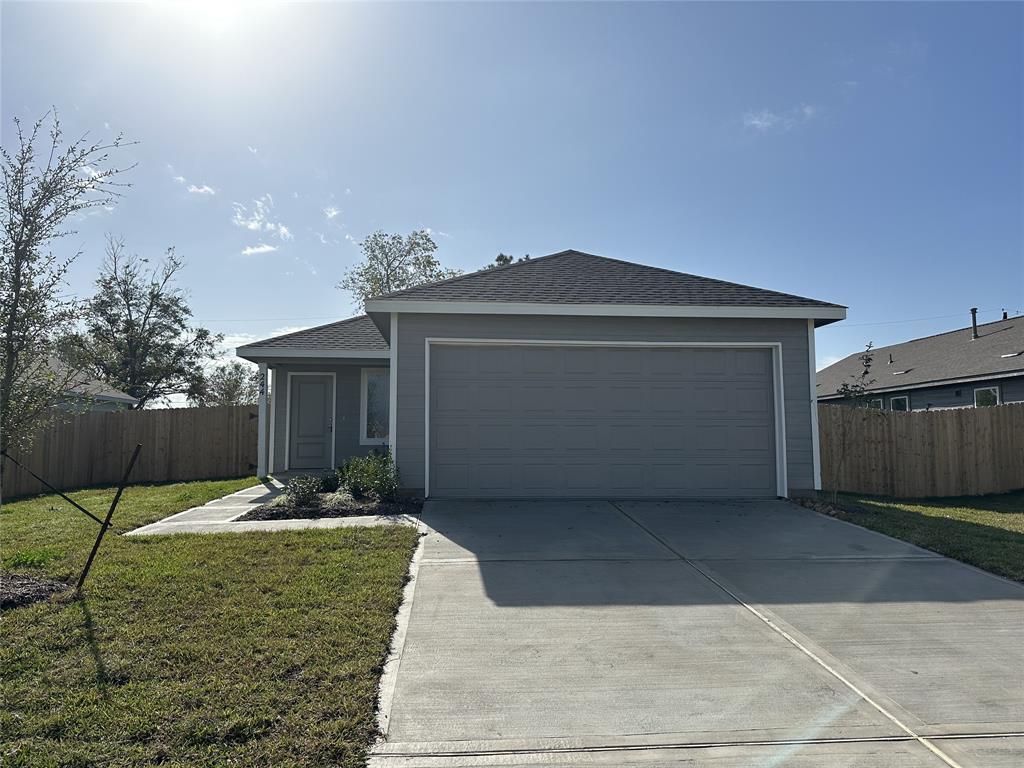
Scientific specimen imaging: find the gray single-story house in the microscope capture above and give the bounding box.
[237,250,846,499]
[817,311,1024,411]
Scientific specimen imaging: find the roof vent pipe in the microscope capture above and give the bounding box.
[1004,310,1009,320]
[971,307,979,339]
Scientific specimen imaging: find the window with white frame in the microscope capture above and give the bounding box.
[974,386,999,408]
[867,398,883,410]
[889,396,909,412]
[361,368,390,444]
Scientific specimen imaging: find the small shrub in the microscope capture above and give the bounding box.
[318,471,340,493]
[339,450,400,501]
[284,474,321,507]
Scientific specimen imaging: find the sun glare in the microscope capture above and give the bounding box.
[152,0,270,38]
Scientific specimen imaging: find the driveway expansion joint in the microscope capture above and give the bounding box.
[605,500,967,768]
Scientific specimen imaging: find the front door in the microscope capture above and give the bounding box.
[289,374,334,469]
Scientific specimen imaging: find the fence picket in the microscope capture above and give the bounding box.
[818,402,1024,497]
[3,406,258,498]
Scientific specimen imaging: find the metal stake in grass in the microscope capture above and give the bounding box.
[76,443,142,593]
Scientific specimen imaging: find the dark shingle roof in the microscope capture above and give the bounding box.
[46,357,138,404]
[817,316,1024,398]
[237,315,388,352]
[369,250,843,308]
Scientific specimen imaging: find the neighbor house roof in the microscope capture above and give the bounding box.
[366,250,844,312]
[46,358,137,405]
[236,315,390,360]
[817,315,1024,398]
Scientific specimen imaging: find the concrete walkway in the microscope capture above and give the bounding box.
[127,480,419,535]
[371,499,1024,767]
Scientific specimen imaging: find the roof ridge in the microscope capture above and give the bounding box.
[862,314,1022,353]
[370,249,574,300]
[372,248,843,308]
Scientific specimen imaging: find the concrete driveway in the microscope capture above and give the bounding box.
[372,499,1024,767]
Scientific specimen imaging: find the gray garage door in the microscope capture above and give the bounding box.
[428,344,777,498]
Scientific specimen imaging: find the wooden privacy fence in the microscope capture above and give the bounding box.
[2,405,258,499]
[818,402,1024,498]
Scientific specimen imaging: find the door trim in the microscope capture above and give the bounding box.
[284,371,337,471]
[423,338,787,499]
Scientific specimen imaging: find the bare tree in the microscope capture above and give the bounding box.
[63,235,221,408]
[338,230,461,310]
[0,111,133,463]
[829,342,876,502]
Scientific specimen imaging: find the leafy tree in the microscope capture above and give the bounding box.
[0,111,132,461]
[190,360,260,407]
[337,229,461,310]
[63,235,220,408]
[491,253,530,268]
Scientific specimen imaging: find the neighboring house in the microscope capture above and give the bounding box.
[817,312,1024,411]
[47,358,139,412]
[237,250,845,498]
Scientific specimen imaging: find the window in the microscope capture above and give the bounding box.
[974,386,999,408]
[360,368,390,444]
[889,396,909,412]
[867,398,883,410]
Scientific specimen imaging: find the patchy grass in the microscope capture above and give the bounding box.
[1,480,420,766]
[827,491,1024,582]
[1,477,258,581]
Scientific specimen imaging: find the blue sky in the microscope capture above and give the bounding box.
[3,1,1022,370]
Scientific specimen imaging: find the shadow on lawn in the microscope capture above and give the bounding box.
[77,599,111,700]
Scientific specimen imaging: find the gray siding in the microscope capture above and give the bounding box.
[827,375,1024,411]
[268,360,388,472]
[395,314,815,495]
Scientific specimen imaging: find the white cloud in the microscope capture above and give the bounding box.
[170,168,215,196]
[344,188,352,195]
[743,103,821,132]
[247,145,258,155]
[232,194,291,240]
[323,205,340,220]
[241,243,277,256]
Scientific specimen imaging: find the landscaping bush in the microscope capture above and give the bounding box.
[340,450,400,501]
[285,474,321,507]
[318,470,340,493]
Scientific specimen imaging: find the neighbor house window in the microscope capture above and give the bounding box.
[361,368,390,444]
[867,398,883,409]
[889,396,909,412]
[974,386,999,408]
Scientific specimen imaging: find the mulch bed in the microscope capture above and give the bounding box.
[1,572,69,610]
[237,496,423,522]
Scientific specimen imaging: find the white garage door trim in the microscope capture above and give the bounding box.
[423,338,787,498]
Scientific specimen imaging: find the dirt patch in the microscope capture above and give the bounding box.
[237,495,422,521]
[1,571,69,610]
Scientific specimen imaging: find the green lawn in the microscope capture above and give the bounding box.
[1,479,420,767]
[829,490,1024,582]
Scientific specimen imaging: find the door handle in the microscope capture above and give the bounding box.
[327,417,333,433]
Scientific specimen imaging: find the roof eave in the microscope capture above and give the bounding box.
[236,346,390,362]
[364,299,847,323]
[818,367,1024,399]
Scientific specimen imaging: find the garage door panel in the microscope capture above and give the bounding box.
[738,463,775,490]
[429,345,777,498]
